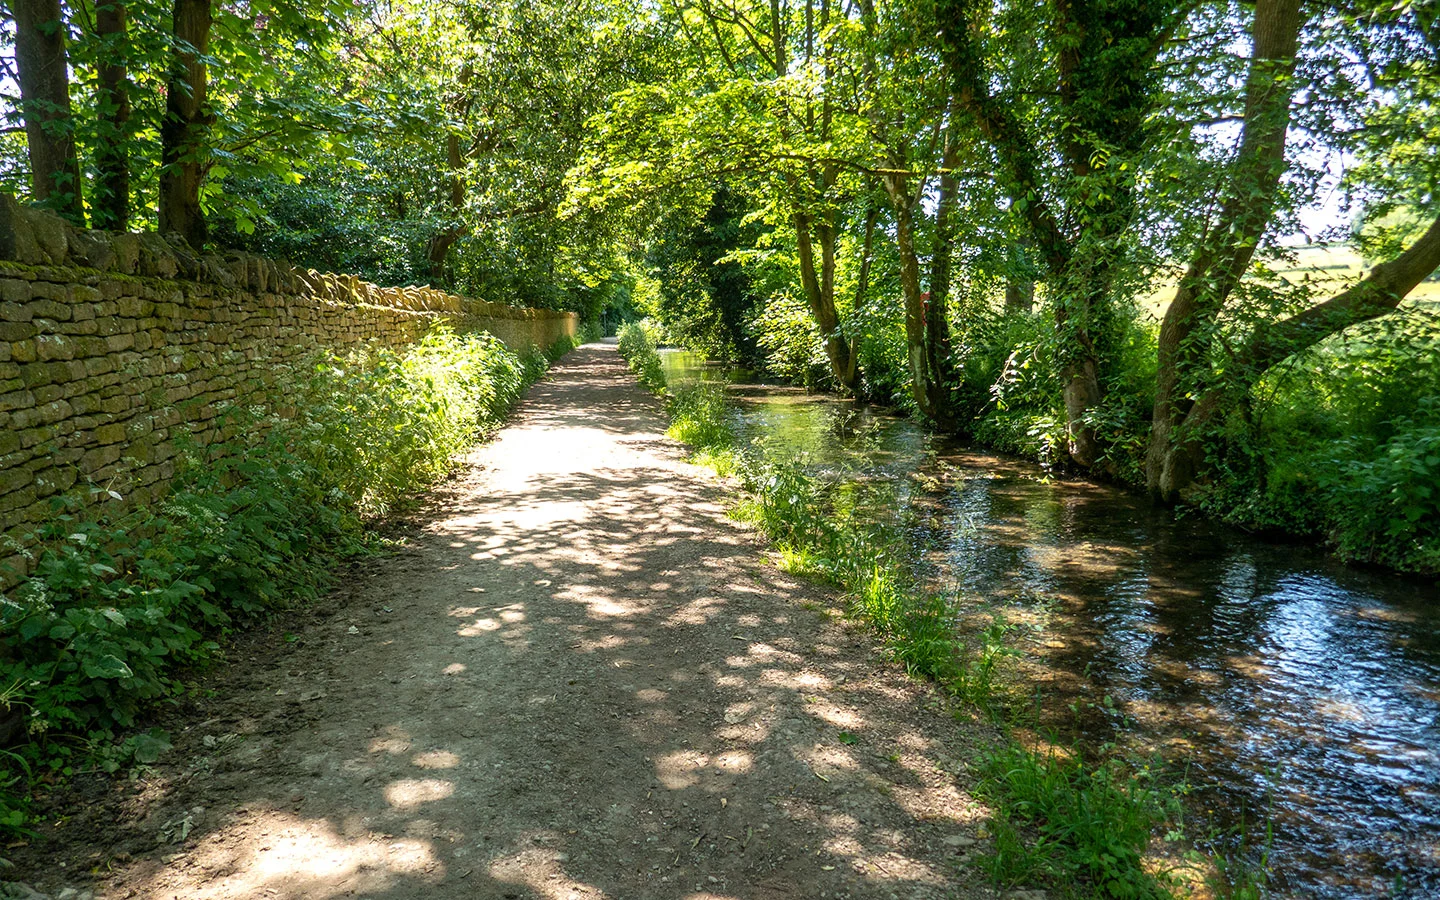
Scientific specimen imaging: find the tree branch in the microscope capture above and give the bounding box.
[1243,215,1440,374]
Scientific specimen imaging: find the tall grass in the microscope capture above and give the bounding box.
[979,745,1180,898]
[0,326,580,835]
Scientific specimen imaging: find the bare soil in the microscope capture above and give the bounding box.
[8,342,1002,900]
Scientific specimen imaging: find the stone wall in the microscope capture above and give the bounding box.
[0,196,578,583]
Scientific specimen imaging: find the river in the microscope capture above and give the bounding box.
[660,350,1440,899]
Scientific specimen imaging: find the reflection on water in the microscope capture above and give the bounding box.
[662,351,1440,898]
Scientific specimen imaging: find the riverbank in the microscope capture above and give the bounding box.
[630,333,1440,899]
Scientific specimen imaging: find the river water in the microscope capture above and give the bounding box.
[659,350,1440,899]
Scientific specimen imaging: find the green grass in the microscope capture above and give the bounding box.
[978,745,1180,898]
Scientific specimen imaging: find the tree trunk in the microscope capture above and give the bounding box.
[884,171,953,426]
[889,181,935,418]
[92,0,130,230]
[927,150,960,425]
[159,0,212,248]
[10,0,84,223]
[426,130,470,281]
[1145,0,1304,501]
[795,210,858,392]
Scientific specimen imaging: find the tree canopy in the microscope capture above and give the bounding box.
[3,0,1438,565]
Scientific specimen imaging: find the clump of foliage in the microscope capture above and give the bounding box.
[0,327,577,834]
[979,746,1179,898]
[616,321,668,395]
[1192,306,1440,572]
[666,382,739,474]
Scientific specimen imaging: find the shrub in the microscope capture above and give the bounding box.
[1201,306,1440,572]
[617,321,668,394]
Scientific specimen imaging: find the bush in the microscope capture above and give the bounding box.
[1321,405,1440,571]
[1202,307,1440,572]
[0,326,567,831]
[617,321,668,394]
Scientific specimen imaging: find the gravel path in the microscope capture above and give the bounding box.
[10,341,999,900]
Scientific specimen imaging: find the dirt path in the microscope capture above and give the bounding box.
[11,342,1000,900]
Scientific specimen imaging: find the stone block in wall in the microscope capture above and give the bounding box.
[0,195,67,266]
[0,280,29,303]
[0,389,34,412]
[36,334,76,361]
[136,233,179,278]
[28,298,72,321]
[67,228,117,271]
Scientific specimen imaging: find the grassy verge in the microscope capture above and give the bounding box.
[0,325,587,838]
[622,347,1224,897]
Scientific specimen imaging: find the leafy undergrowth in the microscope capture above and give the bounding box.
[652,378,1206,899]
[0,325,586,837]
[616,320,668,395]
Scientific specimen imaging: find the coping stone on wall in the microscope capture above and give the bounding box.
[0,194,578,334]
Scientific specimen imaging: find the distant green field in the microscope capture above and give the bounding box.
[1138,244,1440,317]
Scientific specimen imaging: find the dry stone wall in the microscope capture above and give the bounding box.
[0,195,577,583]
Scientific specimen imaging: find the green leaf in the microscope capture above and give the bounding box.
[131,729,172,765]
[82,654,134,680]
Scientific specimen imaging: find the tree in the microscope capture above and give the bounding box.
[158,0,210,246]
[1144,0,1440,501]
[643,187,764,360]
[89,0,130,229]
[938,0,1172,467]
[9,0,84,222]
[852,0,980,426]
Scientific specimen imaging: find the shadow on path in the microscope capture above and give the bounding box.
[22,344,999,900]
